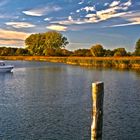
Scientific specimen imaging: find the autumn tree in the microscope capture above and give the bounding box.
[113,48,127,56]
[72,49,92,56]
[104,49,114,56]
[15,48,30,56]
[25,31,69,55]
[0,47,17,56]
[90,44,104,57]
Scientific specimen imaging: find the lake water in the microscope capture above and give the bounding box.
[0,61,140,140]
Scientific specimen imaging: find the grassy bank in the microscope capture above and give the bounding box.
[0,56,140,70]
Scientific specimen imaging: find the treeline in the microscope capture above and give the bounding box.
[0,47,30,56]
[0,31,140,56]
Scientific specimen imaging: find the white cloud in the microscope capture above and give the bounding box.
[76,9,80,13]
[68,16,73,21]
[23,5,61,16]
[108,13,140,27]
[55,19,86,25]
[49,0,133,27]
[109,22,140,27]
[83,6,95,12]
[104,3,109,6]
[23,11,42,16]
[85,14,96,18]
[85,0,132,23]
[44,17,52,21]
[46,25,67,31]
[122,0,132,7]
[96,7,118,20]
[77,6,95,13]
[5,22,35,28]
[67,0,131,25]
[110,1,120,7]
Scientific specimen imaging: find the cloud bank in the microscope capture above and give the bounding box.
[50,0,134,28]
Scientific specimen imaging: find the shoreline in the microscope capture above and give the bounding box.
[0,56,140,70]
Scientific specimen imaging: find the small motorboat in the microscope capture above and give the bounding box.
[0,61,14,72]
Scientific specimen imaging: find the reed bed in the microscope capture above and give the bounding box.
[0,56,140,70]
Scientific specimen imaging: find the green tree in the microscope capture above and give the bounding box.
[43,48,56,56]
[25,31,69,55]
[104,49,114,57]
[72,49,92,56]
[113,48,127,56]
[134,39,140,56]
[44,31,68,49]
[15,48,30,56]
[90,44,104,57]
[0,47,15,56]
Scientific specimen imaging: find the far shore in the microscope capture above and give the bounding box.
[0,56,140,70]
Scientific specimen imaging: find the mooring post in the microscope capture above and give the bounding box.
[91,82,104,140]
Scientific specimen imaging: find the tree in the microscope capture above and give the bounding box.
[25,31,69,55]
[44,31,68,49]
[43,48,56,56]
[113,48,127,56]
[0,47,17,56]
[134,39,140,56]
[72,49,92,56]
[15,48,30,56]
[90,44,104,57]
[104,49,114,57]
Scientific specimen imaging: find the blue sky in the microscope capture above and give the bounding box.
[0,0,140,51]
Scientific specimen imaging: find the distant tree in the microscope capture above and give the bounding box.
[126,52,132,56]
[104,49,114,57]
[15,48,30,56]
[134,38,140,56]
[0,47,31,56]
[61,49,73,56]
[54,48,72,56]
[113,48,127,56]
[72,49,92,56]
[90,44,104,57]
[25,31,69,55]
[43,48,72,56]
[0,47,17,56]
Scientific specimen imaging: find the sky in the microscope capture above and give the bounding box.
[0,0,140,51]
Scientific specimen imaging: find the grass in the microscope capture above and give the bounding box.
[0,56,140,69]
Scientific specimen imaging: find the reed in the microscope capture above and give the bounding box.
[0,56,140,70]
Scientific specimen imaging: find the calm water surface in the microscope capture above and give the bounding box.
[0,61,140,140]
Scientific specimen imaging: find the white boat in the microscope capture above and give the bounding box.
[0,61,14,72]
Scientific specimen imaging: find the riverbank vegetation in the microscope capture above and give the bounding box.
[0,31,140,69]
[0,31,140,57]
[0,56,140,70]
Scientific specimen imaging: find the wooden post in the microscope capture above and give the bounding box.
[91,82,104,140]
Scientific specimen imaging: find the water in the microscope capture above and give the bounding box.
[0,61,140,140]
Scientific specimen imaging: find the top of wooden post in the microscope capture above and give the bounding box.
[92,81,104,87]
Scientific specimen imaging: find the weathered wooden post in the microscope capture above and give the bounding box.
[91,82,104,140]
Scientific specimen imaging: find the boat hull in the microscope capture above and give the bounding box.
[0,66,14,72]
